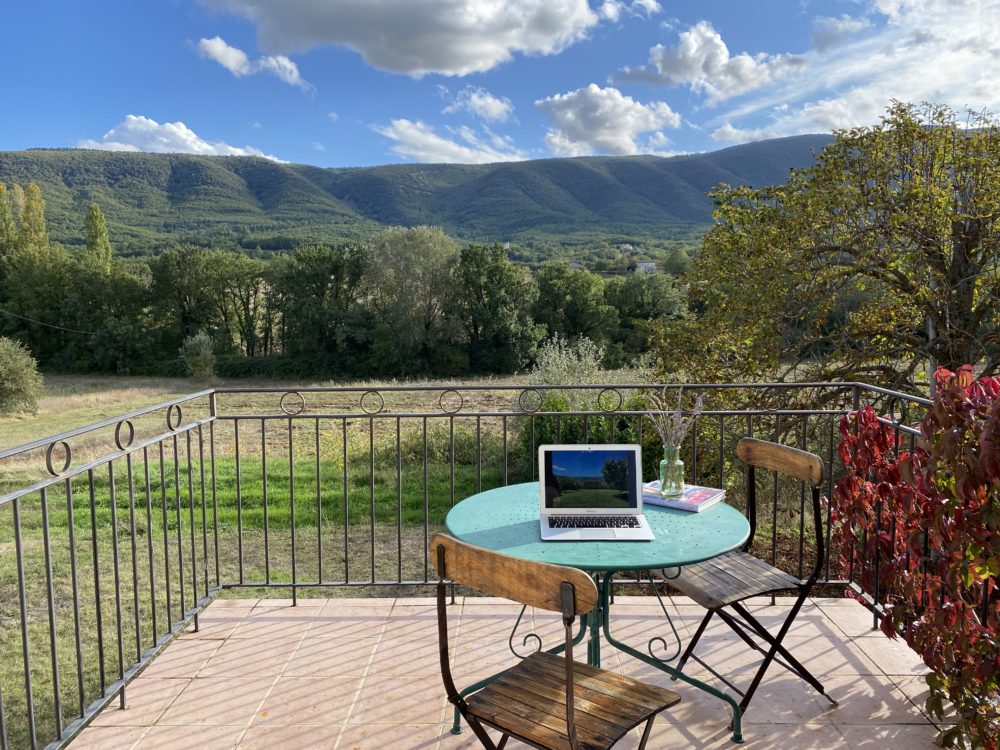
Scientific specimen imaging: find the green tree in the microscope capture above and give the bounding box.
[206,252,273,358]
[0,184,16,260]
[268,244,368,362]
[367,226,461,374]
[452,244,543,372]
[82,203,112,274]
[533,263,614,344]
[661,102,1000,387]
[0,336,44,414]
[16,182,48,256]
[151,246,221,348]
[604,272,685,365]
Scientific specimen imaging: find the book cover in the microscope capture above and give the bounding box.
[642,481,725,512]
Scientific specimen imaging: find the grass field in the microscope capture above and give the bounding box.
[552,487,631,508]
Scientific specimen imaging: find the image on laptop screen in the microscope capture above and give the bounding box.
[543,449,637,510]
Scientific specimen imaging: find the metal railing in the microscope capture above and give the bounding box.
[0,381,930,749]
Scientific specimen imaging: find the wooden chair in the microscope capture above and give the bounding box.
[431,533,680,750]
[655,438,838,714]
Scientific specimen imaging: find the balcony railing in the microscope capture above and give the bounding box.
[0,382,930,749]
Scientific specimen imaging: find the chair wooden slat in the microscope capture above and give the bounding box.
[737,438,823,486]
[666,551,803,609]
[430,533,598,614]
[466,653,680,750]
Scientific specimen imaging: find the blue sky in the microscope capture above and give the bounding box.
[552,450,630,479]
[4,0,998,167]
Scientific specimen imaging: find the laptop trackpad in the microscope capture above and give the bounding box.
[580,529,614,540]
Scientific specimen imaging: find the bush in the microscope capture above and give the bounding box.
[0,337,44,415]
[179,331,215,381]
[530,334,604,387]
[833,366,1000,748]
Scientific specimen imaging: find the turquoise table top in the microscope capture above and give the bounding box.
[445,482,751,572]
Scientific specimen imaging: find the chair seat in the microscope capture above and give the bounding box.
[466,651,680,750]
[666,551,803,609]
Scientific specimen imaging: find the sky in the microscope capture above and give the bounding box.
[552,450,630,478]
[3,0,999,168]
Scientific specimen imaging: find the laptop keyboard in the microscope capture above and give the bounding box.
[549,515,641,529]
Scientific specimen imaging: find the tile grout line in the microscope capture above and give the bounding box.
[118,630,235,749]
[333,597,396,750]
[232,602,316,748]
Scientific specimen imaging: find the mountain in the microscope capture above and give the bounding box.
[0,134,833,255]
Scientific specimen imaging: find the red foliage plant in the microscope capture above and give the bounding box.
[832,366,1000,749]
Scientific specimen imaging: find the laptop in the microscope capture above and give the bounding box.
[538,444,654,541]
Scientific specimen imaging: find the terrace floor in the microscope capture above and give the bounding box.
[68,595,944,750]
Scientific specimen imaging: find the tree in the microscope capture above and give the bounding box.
[367,226,460,374]
[0,184,15,259]
[151,246,222,347]
[604,272,685,365]
[452,244,543,372]
[533,263,615,344]
[268,244,368,361]
[660,102,1000,388]
[82,203,112,274]
[206,252,272,358]
[16,182,48,256]
[0,336,44,415]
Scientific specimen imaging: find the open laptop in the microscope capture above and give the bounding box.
[539,444,654,541]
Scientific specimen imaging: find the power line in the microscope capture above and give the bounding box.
[0,306,99,335]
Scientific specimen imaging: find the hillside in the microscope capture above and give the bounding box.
[0,134,832,255]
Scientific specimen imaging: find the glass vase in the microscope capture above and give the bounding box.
[659,445,685,498]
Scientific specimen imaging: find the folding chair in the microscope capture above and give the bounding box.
[656,437,838,714]
[431,533,681,750]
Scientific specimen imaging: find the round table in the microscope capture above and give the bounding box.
[444,482,752,742]
[445,482,751,570]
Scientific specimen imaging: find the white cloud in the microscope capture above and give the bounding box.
[812,14,873,51]
[619,21,805,103]
[77,115,285,161]
[710,0,1000,143]
[373,119,527,163]
[198,0,599,76]
[196,35,312,90]
[599,0,661,21]
[257,53,310,88]
[327,112,338,123]
[630,0,662,16]
[535,84,681,156]
[443,87,515,122]
[312,142,325,151]
[599,1,622,22]
[197,36,253,75]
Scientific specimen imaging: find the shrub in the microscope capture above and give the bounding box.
[529,334,604,388]
[833,366,1000,749]
[0,337,44,415]
[179,331,215,381]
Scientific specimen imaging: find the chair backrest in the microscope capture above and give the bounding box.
[737,438,826,582]
[429,533,598,615]
[737,438,824,486]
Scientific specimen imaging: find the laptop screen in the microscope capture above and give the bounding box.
[541,446,640,511]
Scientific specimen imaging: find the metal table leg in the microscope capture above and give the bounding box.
[598,573,745,743]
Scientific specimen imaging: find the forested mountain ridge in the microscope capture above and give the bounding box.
[0,134,832,255]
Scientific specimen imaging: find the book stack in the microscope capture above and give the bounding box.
[642,481,725,512]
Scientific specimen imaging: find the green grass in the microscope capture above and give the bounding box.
[552,487,630,509]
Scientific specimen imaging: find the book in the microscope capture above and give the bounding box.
[642,481,725,512]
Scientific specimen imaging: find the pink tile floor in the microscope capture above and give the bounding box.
[68,596,944,749]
